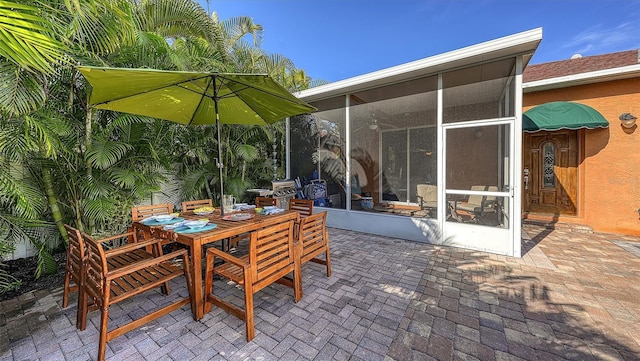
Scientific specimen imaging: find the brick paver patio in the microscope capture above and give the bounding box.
[1,225,639,360]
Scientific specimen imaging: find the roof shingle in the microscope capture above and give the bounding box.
[523,50,639,82]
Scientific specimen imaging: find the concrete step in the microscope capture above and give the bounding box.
[523,218,594,233]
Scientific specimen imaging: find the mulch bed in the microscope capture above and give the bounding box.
[0,252,67,302]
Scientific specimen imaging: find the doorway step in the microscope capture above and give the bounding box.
[523,216,593,234]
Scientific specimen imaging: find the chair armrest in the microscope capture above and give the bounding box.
[417,195,424,209]
[106,249,188,280]
[206,247,246,267]
[103,238,164,257]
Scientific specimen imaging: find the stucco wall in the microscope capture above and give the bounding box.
[524,78,640,235]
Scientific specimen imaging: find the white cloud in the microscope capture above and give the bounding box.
[562,21,640,55]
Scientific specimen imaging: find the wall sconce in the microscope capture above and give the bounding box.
[619,113,637,128]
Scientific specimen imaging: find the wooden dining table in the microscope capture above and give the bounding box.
[133,209,300,320]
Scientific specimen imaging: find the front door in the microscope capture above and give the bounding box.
[523,130,578,215]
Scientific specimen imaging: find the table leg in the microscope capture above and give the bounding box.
[190,243,204,320]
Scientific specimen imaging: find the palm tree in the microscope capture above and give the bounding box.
[0,0,320,293]
[0,0,214,287]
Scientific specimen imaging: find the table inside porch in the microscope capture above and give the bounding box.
[133,209,300,320]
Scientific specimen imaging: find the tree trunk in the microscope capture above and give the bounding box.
[84,108,95,233]
[41,166,68,245]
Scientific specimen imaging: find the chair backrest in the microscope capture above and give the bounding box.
[81,232,110,308]
[64,224,85,286]
[416,184,437,202]
[249,219,295,291]
[181,199,212,212]
[297,211,328,263]
[289,198,313,218]
[131,203,173,221]
[467,185,498,208]
[255,197,277,208]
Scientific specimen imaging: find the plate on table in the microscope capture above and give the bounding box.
[173,223,217,234]
[222,213,255,221]
[141,217,184,226]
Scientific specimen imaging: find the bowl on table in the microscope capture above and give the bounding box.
[154,214,175,222]
[193,206,214,215]
[183,219,209,229]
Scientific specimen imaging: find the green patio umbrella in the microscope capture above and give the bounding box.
[77,66,316,215]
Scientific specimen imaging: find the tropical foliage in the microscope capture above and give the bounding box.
[0,0,321,293]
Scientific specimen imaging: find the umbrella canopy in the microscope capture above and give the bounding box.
[77,66,316,214]
[523,101,609,133]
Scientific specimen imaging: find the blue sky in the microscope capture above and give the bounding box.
[198,0,640,83]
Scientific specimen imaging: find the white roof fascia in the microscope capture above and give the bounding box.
[296,28,542,102]
[523,64,640,92]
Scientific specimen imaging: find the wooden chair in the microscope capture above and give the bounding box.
[62,225,160,328]
[131,203,174,221]
[131,203,175,249]
[297,211,331,277]
[181,199,213,212]
[78,229,194,361]
[289,198,313,218]
[255,196,277,208]
[204,219,302,341]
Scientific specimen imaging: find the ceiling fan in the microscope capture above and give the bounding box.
[356,112,397,132]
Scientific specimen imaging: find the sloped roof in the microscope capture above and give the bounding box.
[524,50,640,82]
[298,28,542,102]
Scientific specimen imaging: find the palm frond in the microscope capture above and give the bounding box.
[109,168,143,188]
[230,143,259,162]
[85,138,132,169]
[135,0,213,40]
[220,16,263,47]
[0,212,59,280]
[0,164,45,219]
[0,119,31,160]
[34,243,57,278]
[64,0,136,55]
[0,1,67,73]
[82,197,117,222]
[0,62,46,116]
[79,173,116,199]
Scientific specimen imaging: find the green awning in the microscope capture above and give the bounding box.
[523,101,609,132]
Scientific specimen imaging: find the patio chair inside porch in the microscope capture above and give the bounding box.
[415,184,437,217]
[451,185,499,223]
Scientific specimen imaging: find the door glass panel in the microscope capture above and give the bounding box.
[543,142,555,188]
[446,123,510,229]
[409,127,437,202]
[381,130,407,202]
[446,124,510,191]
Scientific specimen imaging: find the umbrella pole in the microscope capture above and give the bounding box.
[215,101,226,216]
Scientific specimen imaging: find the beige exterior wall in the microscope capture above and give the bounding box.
[524,78,640,235]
